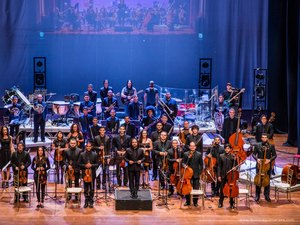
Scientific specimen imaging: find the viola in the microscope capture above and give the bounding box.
[83,168,92,183]
[19,169,27,184]
[55,146,63,162]
[68,167,75,181]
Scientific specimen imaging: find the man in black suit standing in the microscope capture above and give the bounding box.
[125,138,144,198]
[182,141,203,207]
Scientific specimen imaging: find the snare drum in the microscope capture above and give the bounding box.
[96,98,102,114]
[52,101,70,115]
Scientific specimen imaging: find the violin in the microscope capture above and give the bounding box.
[118,148,126,168]
[37,157,47,185]
[223,154,239,198]
[83,168,92,183]
[67,165,75,181]
[229,108,247,164]
[176,151,194,196]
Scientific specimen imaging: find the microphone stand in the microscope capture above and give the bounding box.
[156,168,174,209]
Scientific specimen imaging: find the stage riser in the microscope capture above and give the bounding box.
[115,190,152,210]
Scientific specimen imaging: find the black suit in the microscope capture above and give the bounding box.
[153,140,172,187]
[78,150,99,204]
[221,117,238,144]
[255,122,274,142]
[112,134,131,186]
[185,134,203,153]
[102,97,119,119]
[33,101,48,142]
[125,147,144,195]
[11,150,31,201]
[64,147,82,192]
[182,151,203,205]
[218,152,236,206]
[122,122,136,138]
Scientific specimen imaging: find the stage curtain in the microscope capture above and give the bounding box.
[268,0,300,152]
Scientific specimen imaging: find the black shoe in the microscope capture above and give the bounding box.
[194,203,198,207]
[89,202,94,208]
[265,196,271,202]
[230,204,235,209]
[75,197,79,201]
[67,196,71,201]
[151,177,157,181]
[168,191,174,197]
[184,202,190,206]
[40,204,44,208]
[96,185,101,190]
[33,140,37,143]
[24,198,29,203]
[255,196,260,203]
[218,203,223,208]
[1,182,4,188]
[37,204,41,208]
[6,182,9,188]
[215,191,219,197]
[84,202,89,208]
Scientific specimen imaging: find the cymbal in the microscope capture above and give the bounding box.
[46,93,56,96]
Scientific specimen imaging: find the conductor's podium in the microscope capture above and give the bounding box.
[115,189,152,210]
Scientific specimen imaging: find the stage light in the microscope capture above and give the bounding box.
[256,73,264,79]
[256,86,265,99]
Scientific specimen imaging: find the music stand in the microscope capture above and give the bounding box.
[96,156,114,205]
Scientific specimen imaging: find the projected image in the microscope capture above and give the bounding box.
[41,0,193,34]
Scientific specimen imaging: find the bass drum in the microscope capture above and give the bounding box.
[281,163,298,186]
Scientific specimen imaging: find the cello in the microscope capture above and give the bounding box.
[223,153,239,198]
[201,142,217,183]
[176,151,194,196]
[228,108,247,164]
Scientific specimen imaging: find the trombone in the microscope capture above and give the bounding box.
[158,98,174,124]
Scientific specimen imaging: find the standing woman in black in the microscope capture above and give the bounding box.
[0,126,15,188]
[125,138,144,198]
[31,146,50,208]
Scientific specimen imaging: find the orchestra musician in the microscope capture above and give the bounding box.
[138,129,153,189]
[144,80,159,107]
[121,115,136,138]
[221,108,238,144]
[64,138,82,201]
[79,107,93,142]
[222,82,239,108]
[255,115,274,143]
[11,142,31,203]
[52,131,68,184]
[89,117,101,141]
[99,79,113,102]
[141,106,157,134]
[112,126,131,187]
[185,125,203,153]
[128,95,143,120]
[102,90,119,119]
[33,94,47,143]
[205,137,224,197]
[182,142,203,207]
[217,144,237,209]
[161,114,173,136]
[179,121,192,141]
[0,126,15,188]
[125,138,145,199]
[6,95,23,137]
[84,84,97,105]
[167,139,183,196]
[31,146,50,208]
[67,123,84,148]
[252,134,277,203]
[121,80,137,115]
[214,94,229,134]
[150,122,164,180]
[159,91,178,125]
[94,126,111,190]
[79,94,95,117]
[78,141,99,208]
[153,131,172,190]
[105,109,120,134]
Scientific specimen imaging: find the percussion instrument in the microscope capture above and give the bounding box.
[2,86,32,111]
[73,102,81,116]
[52,101,70,115]
[96,98,102,114]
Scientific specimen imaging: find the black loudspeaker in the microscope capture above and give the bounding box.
[199,58,212,89]
[33,57,46,89]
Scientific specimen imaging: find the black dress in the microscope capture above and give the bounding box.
[0,137,12,169]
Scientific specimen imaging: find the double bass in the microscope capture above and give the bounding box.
[176,151,194,196]
[254,145,270,187]
[228,108,247,164]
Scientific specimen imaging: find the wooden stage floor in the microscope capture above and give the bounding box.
[0,134,299,225]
